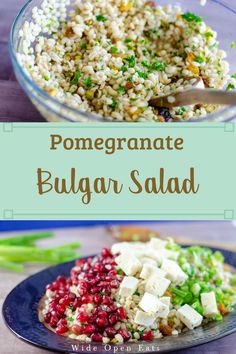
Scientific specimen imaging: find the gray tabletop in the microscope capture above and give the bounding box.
[0,221,236,354]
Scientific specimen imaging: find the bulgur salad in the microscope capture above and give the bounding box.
[39,239,236,343]
[17,0,236,122]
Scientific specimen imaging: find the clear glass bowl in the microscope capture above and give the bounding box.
[9,0,236,122]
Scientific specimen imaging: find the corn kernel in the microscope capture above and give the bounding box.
[86,91,94,100]
[129,107,143,116]
[112,68,119,74]
[120,1,133,12]
[187,52,195,63]
[48,89,58,96]
[188,64,200,75]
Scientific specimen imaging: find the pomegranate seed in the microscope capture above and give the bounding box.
[109,314,118,326]
[110,280,119,289]
[96,317,108,327]
[82,295,93,304]
[57,318,67,327]
[88,315,97,324]
[108,304,116,313]
[103,296,112,305]
[78,282,89,296]
[108,270,117,277]
[94,294,102,304]
[98,310,107,318]
[59,296,70,306]
[119,329,131,342]
[77,312,89,323]
[49,317,58,328]
[83,324,96,335]
[117,307,126,320]
[102,248,112,258]
[73,298,82,308]
[93,263,105,273]
[76,259,85,267]
[90,287,100,294]
[56,304,66,314]
[57,275,67,283]
[91,333,103,342]
[68,293,76,301]
[106,327,117,338]
[44,312,51,323]
[56,325,68,335]
[71,324,82,335]
[141,331,154,341]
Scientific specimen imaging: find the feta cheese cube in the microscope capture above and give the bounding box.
[161,259,188,285]
[177,304,203,329]
[161,249,180,261]
[157,297,171,318]
[134,310,156,326]
[139,257,157,266]
[201,291,219,317]
[140,263,166,280]
[111,242,130,255]
[112,242,146,256]
[139,292,166,313]
[144,249,163,265]
[145,275,170,297]
[149,238,167,250]
[119,276,139,297]
[115,253,142,276]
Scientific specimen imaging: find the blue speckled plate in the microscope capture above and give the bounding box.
[2,248,236,354]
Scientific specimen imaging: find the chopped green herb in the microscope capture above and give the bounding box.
[125,55,136,68]
[142,49,148,56]
[226,83,235,91]
[215,313,223,321]
[69,317,74,322]
[204,31,213,39]
[64,71,71,78]
[210,42,218,49]
[109,98,118,110]
[194,56,204,64]
[124,38,132,43]
[71,71,81,85]
[152,61,166,71]
[111,46,119,54]
[80,42,87,50]
[96,15,107,22]
[148,28,158,38]
[177,106,188,115]
[121,65,128,73]
[141,60,150,68]
[231,73,236,79]
[118,86,125,94]
[137,71,148,79]
[84,77,92,88]
[231,41,235,49]
[117,268,124,275]
[214,251,224,263]
[43,75,50,81]
[182,12,202,23]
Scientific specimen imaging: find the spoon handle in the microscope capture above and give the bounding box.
[149,89,236,108]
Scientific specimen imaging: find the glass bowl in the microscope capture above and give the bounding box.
[9,0,236,122]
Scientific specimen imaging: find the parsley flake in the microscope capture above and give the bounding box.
[71,71,81,85]
[96,15,107,22]
[84,77,92,88]
[125,55,136,68]
[182,12,202,23]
